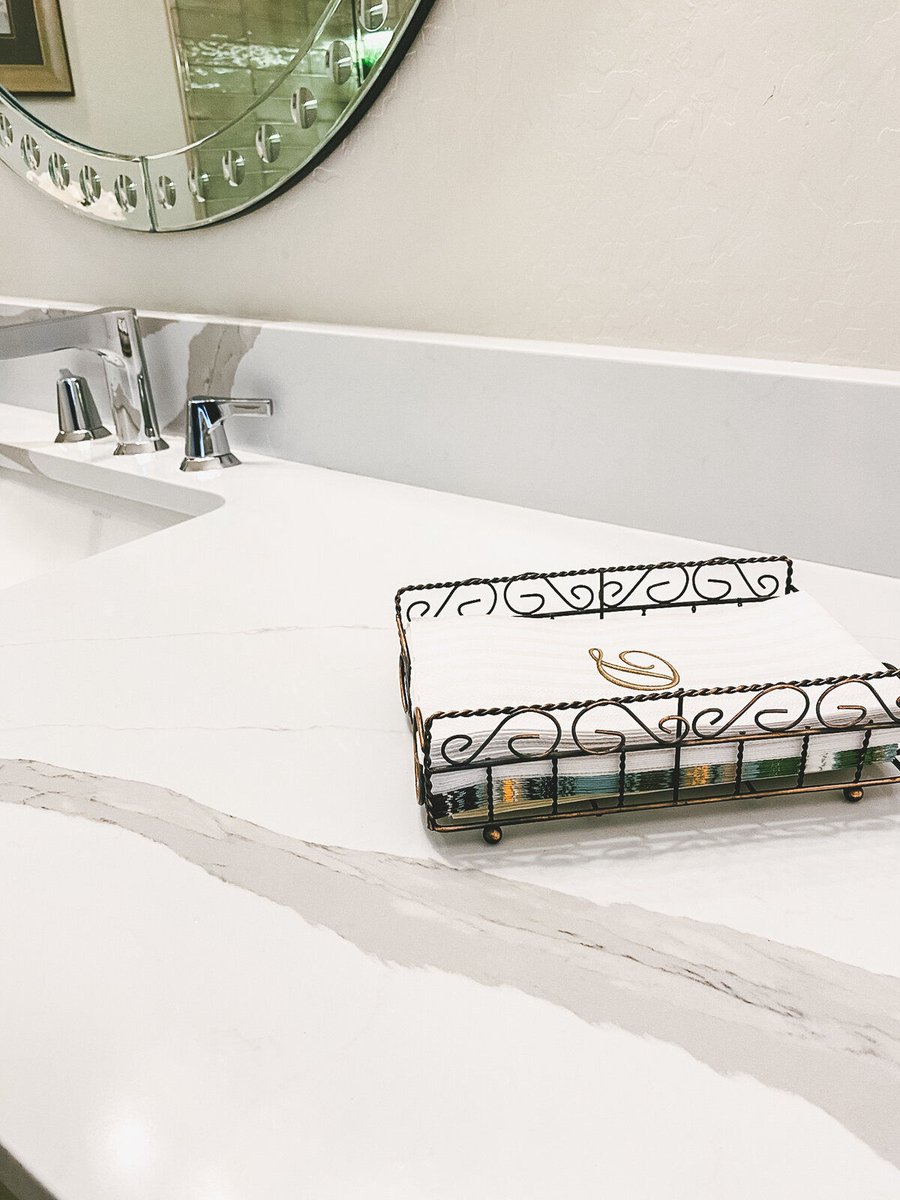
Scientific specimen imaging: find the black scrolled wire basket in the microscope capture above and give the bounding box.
[395,555,900,844]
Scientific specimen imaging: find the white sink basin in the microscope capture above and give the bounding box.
[0,464,190,591]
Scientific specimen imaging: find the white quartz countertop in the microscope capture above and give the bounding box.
[0,401,898,1199]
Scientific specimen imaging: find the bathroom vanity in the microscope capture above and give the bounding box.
[0,0,897,1188]
[0,398,898,1198]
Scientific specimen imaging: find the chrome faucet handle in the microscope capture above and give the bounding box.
[179,395,274,471]
[55,370,111,443]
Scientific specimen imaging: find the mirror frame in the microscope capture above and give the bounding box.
[0,0,437,232]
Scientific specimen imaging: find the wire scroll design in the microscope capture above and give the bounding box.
[430,674,900,769]
[396,555,793,625]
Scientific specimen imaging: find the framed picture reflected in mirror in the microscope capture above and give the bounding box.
[0,0,72,95]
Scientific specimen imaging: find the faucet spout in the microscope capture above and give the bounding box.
[0,307,168,454]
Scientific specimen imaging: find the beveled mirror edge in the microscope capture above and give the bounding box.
[0,0,438,233]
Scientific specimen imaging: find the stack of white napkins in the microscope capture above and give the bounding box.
[407,591,899,769]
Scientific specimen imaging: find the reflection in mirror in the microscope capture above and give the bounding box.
[0,0,436,229]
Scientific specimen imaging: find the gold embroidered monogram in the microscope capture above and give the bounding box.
[589,647,680,691]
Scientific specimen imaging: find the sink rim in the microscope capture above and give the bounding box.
[0,436,225,520]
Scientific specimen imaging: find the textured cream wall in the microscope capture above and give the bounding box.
[0,0,898,366]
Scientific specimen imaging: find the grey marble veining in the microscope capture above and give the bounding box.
[142,316,262,435]
[2,756,899,1167]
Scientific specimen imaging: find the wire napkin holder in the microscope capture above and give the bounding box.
[395,555,900,843]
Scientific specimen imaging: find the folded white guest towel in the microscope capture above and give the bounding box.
[408,591,884,712]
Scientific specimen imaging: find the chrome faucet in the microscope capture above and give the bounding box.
[0,307,168,454]
[180,395,273,470]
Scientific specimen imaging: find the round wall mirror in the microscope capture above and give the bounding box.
[0,0,436,231]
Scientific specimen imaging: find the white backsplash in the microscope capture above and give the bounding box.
[1,296,897,577]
